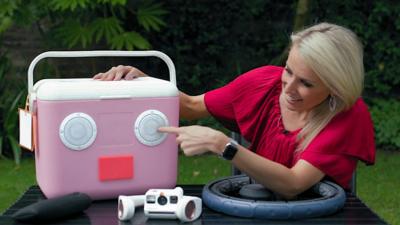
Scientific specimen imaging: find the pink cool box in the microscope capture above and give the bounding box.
[28,51,179,200]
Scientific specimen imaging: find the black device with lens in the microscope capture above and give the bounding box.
[157,196,168,205]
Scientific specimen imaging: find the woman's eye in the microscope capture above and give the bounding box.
[284,68,292,76]
[302,80,313,88]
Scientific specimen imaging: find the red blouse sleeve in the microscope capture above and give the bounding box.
[203,74,238,132]
[299,99,376,188]
[204,66,283,134]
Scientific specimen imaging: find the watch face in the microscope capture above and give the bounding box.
[223,142,238,160]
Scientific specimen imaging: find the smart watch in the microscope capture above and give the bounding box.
[221,139,239,160]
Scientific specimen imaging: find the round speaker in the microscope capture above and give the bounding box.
[134,110,169,146]
[59,113,97,151]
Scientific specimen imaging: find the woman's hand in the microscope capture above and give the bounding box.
[158,125,230,156]
[93,65,147,81]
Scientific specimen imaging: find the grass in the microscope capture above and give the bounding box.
[178,154,231,184]
[0,151,399,225]
[0,157,36,214]
[357,150,400,225]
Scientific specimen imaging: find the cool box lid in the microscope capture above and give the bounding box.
[33,77,179,101]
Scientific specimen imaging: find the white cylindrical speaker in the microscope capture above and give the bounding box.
[176,196,202,222]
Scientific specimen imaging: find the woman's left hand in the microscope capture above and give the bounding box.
[158,125,230,156]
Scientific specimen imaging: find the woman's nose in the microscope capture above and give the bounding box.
[284,78,296,94]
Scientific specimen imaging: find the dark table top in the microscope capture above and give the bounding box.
[1,185,387,225]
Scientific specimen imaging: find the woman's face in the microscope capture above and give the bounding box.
[281,45,330,113]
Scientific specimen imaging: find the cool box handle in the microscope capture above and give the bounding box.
[28,51,176,90]
[27,50,176,112]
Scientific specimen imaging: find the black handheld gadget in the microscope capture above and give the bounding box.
[12,192,92,223]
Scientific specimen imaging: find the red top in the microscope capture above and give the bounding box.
[204,66,375,188]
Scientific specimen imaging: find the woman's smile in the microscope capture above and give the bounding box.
[285,94,302,103]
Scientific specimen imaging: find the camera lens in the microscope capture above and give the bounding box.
[157,196,168,205]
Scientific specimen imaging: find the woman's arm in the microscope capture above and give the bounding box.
[232,145,325,199]
[179,93,210,120]
[159,125,325,199]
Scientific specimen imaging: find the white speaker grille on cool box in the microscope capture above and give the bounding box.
[134,110,169,146]
[59,113,97,150]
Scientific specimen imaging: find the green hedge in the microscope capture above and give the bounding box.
[311,1,400,98]
[150,0,294,94]
[370,99,400,150]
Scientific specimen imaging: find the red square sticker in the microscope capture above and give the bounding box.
[98,155,134,181]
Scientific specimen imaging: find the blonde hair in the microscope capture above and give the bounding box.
[290,22,364,150]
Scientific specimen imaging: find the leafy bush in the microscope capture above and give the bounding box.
[0,53,25,165]
[370,99,400,150]
[15,0,167,50]
[149,0,294,94]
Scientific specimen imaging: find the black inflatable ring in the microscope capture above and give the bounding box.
[202,175,346,219]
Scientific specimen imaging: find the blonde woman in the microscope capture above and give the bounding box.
[94,23,375,199]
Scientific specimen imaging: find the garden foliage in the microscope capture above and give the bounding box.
[370,99,400,150]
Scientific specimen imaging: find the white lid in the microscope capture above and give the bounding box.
[33,77,179,101]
